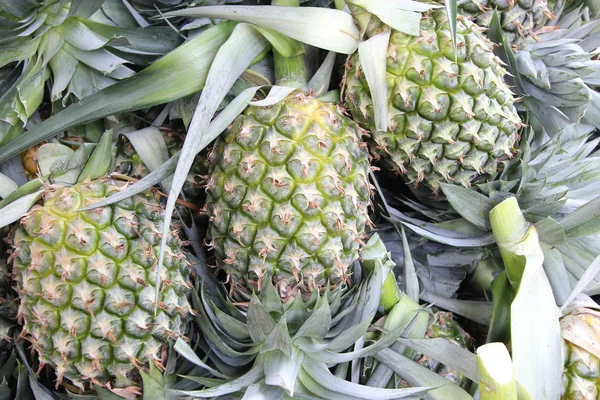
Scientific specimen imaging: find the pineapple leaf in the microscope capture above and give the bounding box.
[540,243,573,306]
[325,318,372,353]
[95,387,132,400]
[262,318,293,357]
[0,177,43,209]
[397,338,477,382]
[444,0,457,61]
[174,338,230,380]
[374,348,472,400]
[0,173,17,198]
[249,85,296,107]
[140,366,170,400]
[533,217,566,246]
[0,190,43,228]
[357,31,390,133]
[242,379,287,399]
[251,26,303,58]
[349,0,438,36]
[440,183,498,230]
[294,295,332,340]
[391,215,495,248]
[122,127,172,189]
[263,348,303,394]
[560,196,600,237]
[15,344,54,400]
[302,357,431,399]
[400,225,419,302]
[77,129,113,182]
[176,366,265,397]
[560,254,600,313]
[487,10,525,95]
[248,295,276,344]
[307,51,336,97]
[420,292,493,326]
[0,22,236,164]
[67,0,105,19]
[212,307,251,341]
[260,279,285,314]
[163,6,360,54]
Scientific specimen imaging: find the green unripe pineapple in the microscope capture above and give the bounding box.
[345,10,522,192]
[10,179,193,390]
[459,0,553,49]
[205,92,372,301]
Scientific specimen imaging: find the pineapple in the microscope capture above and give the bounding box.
[8,170,193,388]
[562,305,600,399]
[458,0,554,49]
[344,10,522,193]
[205,92,372,301]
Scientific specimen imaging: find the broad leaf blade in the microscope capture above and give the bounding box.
[164,6,360,54]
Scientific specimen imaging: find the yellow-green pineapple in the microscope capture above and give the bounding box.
[344,9,522,193]
[205,92,372,301]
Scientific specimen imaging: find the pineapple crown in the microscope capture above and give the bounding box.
[179,234,436,398]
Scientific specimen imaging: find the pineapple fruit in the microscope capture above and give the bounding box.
[205,92,372,301]
[344,9,522,192]
[458,0,554,49]
[561,305,600,399]
[9,178,193,390]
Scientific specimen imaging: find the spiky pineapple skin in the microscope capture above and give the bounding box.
[10,179,193,389]
[344,10,521,192]
[459,0,553,49]
[205,93,371,300]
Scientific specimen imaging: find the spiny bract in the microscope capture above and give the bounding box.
[205,93,372,301]
[345,10,522,192]
[10,179,193,390]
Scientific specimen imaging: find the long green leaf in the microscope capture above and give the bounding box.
[0,22,236,164]
[155,24,269,309]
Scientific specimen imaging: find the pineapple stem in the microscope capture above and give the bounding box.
[489,197,537,288]
[380,272,403,312]
[274,52,307,88]
[476,343,518,400]
[272,0,307,88]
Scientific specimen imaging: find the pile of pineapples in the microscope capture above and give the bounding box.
[0,0,599,398]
